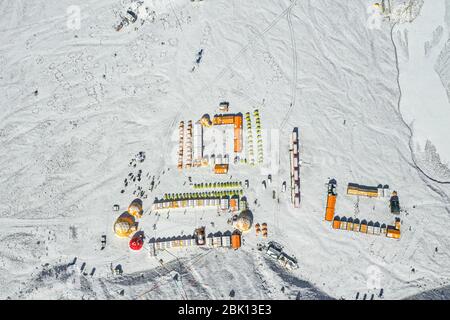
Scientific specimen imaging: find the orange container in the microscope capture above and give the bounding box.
[360,223,368,233]
[214,164,229,174]
[325,194,336,221]
[332,218,341,229]
[386,226,401,239]
[231,234,241,249]
[213,114,243,153]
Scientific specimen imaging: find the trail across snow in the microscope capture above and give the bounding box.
[0,0,450,300]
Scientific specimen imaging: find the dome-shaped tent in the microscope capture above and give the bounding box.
[129,234,144,251]
[128,198,143,218]
[234,210,253,232]
[113,213,136,238]
[200,114,212,127]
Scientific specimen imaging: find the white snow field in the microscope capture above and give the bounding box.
[0,0,450,300]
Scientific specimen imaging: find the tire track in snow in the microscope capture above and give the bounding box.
[279,0,298,131]
[275,1,298,237]
[200,1,297,96]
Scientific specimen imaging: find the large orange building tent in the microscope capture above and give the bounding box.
[212,113,243,153]
[325,179,337,221]
[347,183,379,198]
[233,115,243,153]
[325,194,336,221]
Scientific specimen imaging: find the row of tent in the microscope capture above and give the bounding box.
[148,232,241,256]
[152,196,241,212]
[177,121,185,169]
[332,216,401,239]
[245,111,256,165]
[347,183,391,198]
[253,109,263,164]
[289,128,301,208]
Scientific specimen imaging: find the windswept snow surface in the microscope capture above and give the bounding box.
[393,0,450,182]
[0,0,449,300]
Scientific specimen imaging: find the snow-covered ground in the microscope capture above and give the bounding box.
[0,0,449,300]
[394,0,450,181]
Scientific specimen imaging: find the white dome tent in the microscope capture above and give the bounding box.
[233,209,253,233]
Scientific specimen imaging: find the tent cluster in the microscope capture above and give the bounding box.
[253,109,263,164]
[176,104,266,174]
[161,190,243,200]
[245,111,256,166]
[153,195,244,213]
[178,105,248,173]
[148,229,242,256]
[178,119,205,169]
[193,181,243,189]
[332,216,401,239]
[255,222,268,238]
[154,177,248,213]
[347,183,391,198]
[324,179,402,240]
[289,128,301,208]
[211,113,243,153]
[244,110,263,165]
[177,121,185,170]
[113,199,145,250]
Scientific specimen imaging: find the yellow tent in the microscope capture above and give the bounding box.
[114,213,136,238]
[128,199,143,218]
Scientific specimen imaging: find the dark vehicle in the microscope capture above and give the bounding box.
[390,191,400,214]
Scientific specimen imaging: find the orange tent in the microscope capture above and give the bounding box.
[212,114,243,153]
[231,233,241,249]
[325,194,336,221]
[233,115,243,153]
[214,164,229,174]
[332,217,341,229]
[255,223,261,235]
[230,198,239,211]
[360,222,368,233]
[213,115,235,125]
[386,226,401,239]
[262,229,268,238]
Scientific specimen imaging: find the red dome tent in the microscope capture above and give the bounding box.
[129,235,144,251]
